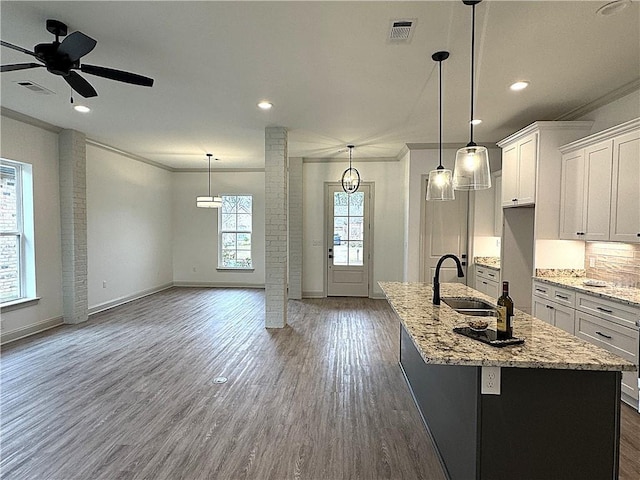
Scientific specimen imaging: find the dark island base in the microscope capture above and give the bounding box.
[400,325,622,480]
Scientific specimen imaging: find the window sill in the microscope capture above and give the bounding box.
[1,297,40,312]
[216,268,255,273]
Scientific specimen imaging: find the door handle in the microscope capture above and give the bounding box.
[596,331,612,340]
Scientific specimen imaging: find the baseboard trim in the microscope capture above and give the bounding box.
[88,283,174,316]
[1,316,64,345]
[302,291,325,298]
[173,282,265,289]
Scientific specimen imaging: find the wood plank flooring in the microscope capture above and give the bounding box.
[1,288,445,480]
[1,287,638,479]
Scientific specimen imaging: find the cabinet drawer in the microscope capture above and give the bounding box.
[551,286,575,308]
[476,266,499,282]
[532,281,575,308]
[532,281,552,300]
[576,293,638,330]
[575,311,638,364]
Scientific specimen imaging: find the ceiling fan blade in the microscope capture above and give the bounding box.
[80,64,154,87]
[58,31,97,62]
[1,40,38,57]
[1,63,43,72]
[64,71,97,98]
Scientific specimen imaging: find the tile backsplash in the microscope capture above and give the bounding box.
[585,242,640,288]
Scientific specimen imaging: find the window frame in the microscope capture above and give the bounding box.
[1,159,29,305]
[217,194,254,271]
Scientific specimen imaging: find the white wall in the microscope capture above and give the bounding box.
[0,116,63,339]
[86,145,173,311]
[172,170,266,287]
[578,89,640,134]
[302,160,406,298]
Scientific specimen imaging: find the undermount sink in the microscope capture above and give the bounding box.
[442,297,497,316]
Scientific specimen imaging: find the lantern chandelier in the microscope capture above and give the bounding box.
[341,144,361,194]
[453,0,491,191]
[196,153,222,208]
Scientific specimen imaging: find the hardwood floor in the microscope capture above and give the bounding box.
[1,288,638,479]
[1,288,445,480]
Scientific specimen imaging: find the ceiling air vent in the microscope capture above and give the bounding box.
[14,81,55,95]
[388,19,416,43]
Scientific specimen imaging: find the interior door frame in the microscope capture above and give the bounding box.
[324,181,375,298]
[418,174,470,283]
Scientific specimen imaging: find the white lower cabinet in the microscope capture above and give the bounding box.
[533,280,639,407]
[532,282,575,335]
[475,266,500,298]
[575,310,638,404]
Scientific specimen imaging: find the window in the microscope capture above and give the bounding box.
[219,195,253,269]
[1,159,34,304]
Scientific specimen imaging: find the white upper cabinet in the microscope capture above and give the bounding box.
[559,118,640,243]
[559,150,585,239]
[610,129,640,243]
[583,140,613,241]
[500,132,537,207]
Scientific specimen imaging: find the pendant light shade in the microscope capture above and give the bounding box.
[341,145,360,194]
[196,153,223,208]
[453,144,490,190]
[453,0,491,191]
[426,51,455,201]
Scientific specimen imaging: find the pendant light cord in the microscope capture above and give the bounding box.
[439,56,443,169]
[469,2,476,146]
[207,153,212,197]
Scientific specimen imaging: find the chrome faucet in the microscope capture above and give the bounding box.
[433,254,465,305]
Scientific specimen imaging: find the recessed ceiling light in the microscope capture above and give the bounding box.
[257,101,273,110]
[470,119,482,126]
[596,0,630,16]
[510,81,529,91]
[73,105,90,113]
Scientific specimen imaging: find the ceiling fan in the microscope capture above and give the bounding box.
[1,19,154,98]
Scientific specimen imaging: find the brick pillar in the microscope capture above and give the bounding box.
[288,157,303,300]
[265,127,288,328]
[59,129,88,324]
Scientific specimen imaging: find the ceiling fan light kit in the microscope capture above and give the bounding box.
[197,153,222,209]
[341,145,361,194]
[1,19,154,99]
[453,0,491,191]
[426,50,455,202]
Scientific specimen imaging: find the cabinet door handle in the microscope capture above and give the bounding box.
[535,288,546,294]
[556,294,568,300]
[547,305,554,310]
[488,273,496,278]
[596,331,612,340]
[482,281,488,285]
[596,306,613,314]
[512,198,518,202]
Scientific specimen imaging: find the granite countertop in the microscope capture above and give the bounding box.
[474,256,500,270]
[379,281,636,372]
[533,276,640,308]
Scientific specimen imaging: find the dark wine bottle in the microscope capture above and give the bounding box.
[496,281,513,340]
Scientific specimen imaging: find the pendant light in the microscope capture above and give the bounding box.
[196,153,223,208]
[453,0,491,191]
[341,145,360,194]
[426,51,455,201]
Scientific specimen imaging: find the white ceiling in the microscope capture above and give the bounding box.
[1,1,639,170]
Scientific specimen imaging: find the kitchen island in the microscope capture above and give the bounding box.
[380,281,636,480]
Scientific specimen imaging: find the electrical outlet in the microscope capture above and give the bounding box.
[589,257,596,268]
[481,366,501,395]
[102,280,107,289]
[192,267,197,273]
